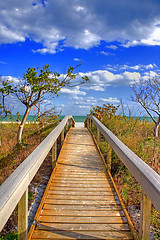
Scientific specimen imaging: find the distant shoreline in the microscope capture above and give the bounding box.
[0,115,156,123]
[0,115,87,123]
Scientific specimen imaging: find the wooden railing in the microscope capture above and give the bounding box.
[0,116,75,240]
[85,116,160,240]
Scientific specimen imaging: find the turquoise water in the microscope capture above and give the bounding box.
[0,115,37,122]
[59,116,87,122]
[0,115,87,123]
[0,115,155,123]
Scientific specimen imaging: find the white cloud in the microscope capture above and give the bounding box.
[100,97,120,103]
[106,45,118,50]
[100,51,115,56]
[143,71,157,78]
[122,25,160,47]
[60,86,86,96]
[0,61,7,64]
[75,69,141,91]
[1,75,19,83]
[61,95,122,115]
[1,0,160,52]
[105,63,157,72]
[74,58,81,62]
[0,25,25,44]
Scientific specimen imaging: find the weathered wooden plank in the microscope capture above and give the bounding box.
[44,199,119,205]
[49,187,115,191]
[57,167,106,171]
[46,195,116,200]
[50,183,112,187]
[52,179,111,183]
[52,140,57,169]
[39,215,126,223]
[56,169,106,172]
[29,127,134,240]
[18,189,28,240]
[89,116,160,212]
[0,116,74,232]
[139,193,151,240]
[31,230,133,239]
[54,176,107,179]
[37,222,129,231]
[47,190,116,196]
[43,204,123,211]
[40,209,124,217]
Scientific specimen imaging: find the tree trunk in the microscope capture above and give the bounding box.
[2,95,8,117]
[17,106,31,143]
[37,104,40,118]
[154,124,159,137]
[154,117,160,137]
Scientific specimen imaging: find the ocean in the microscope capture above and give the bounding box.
[0,115,87,123]
[0,115,156,123]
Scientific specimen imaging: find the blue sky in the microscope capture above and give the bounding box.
[0,0,160,116]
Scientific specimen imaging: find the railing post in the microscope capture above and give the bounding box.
[107,142,112,171]
[69,118,74,128]
[61,128,64,147]
[97,127,100,144]
[69,119,71,128]
[87,119,89,129]
[88,119,90,129]
[89,119,92,129]
[72,119,75,127]
[18,189,28,240]
[65,121,69,132]
[52,140,57,169]
[139,192,151,240]
[91,120,94,129]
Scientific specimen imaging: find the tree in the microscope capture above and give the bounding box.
[90,103,119,120]
[36,103,61,129]
[120,98,140,132]
[14,64,89,143]
[0,80,13,116]
[131,75,160,137]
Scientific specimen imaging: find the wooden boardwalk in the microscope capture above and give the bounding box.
[28,128,134,239]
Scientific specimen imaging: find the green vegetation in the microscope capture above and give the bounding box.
[90,104,160,236]
[28,191,34,200]
[0,116,59,185]
[0,231,17,240]
[0,80,13,117]
[0,117,60,236]
[0,64,89,143]
[132,75,160,137]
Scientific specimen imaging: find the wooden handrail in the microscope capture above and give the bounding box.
[0,116,75,233]
[86,116,160,239]
[86,116,160,212]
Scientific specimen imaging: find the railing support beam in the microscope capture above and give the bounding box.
[52,140,57,169]
[91,120,94,129]
[97,128,100,144]
[139,193,151,240]
[107,143,112,171]
[87,119,89,129]
[89,119,92,129]
[61,129,64,147]
[18,189,28,240]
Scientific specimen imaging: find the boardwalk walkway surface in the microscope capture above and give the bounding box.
[28,128,134,239]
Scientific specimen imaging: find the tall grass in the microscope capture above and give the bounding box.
[91,116,160,236]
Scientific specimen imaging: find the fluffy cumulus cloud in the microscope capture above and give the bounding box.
[105,63,158,72]
[1,75,19,83]
[74,70,141,91]
[61,95,121,115]
[1,0,160,53]
[60,86,86,96]
[100,97,120,103]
